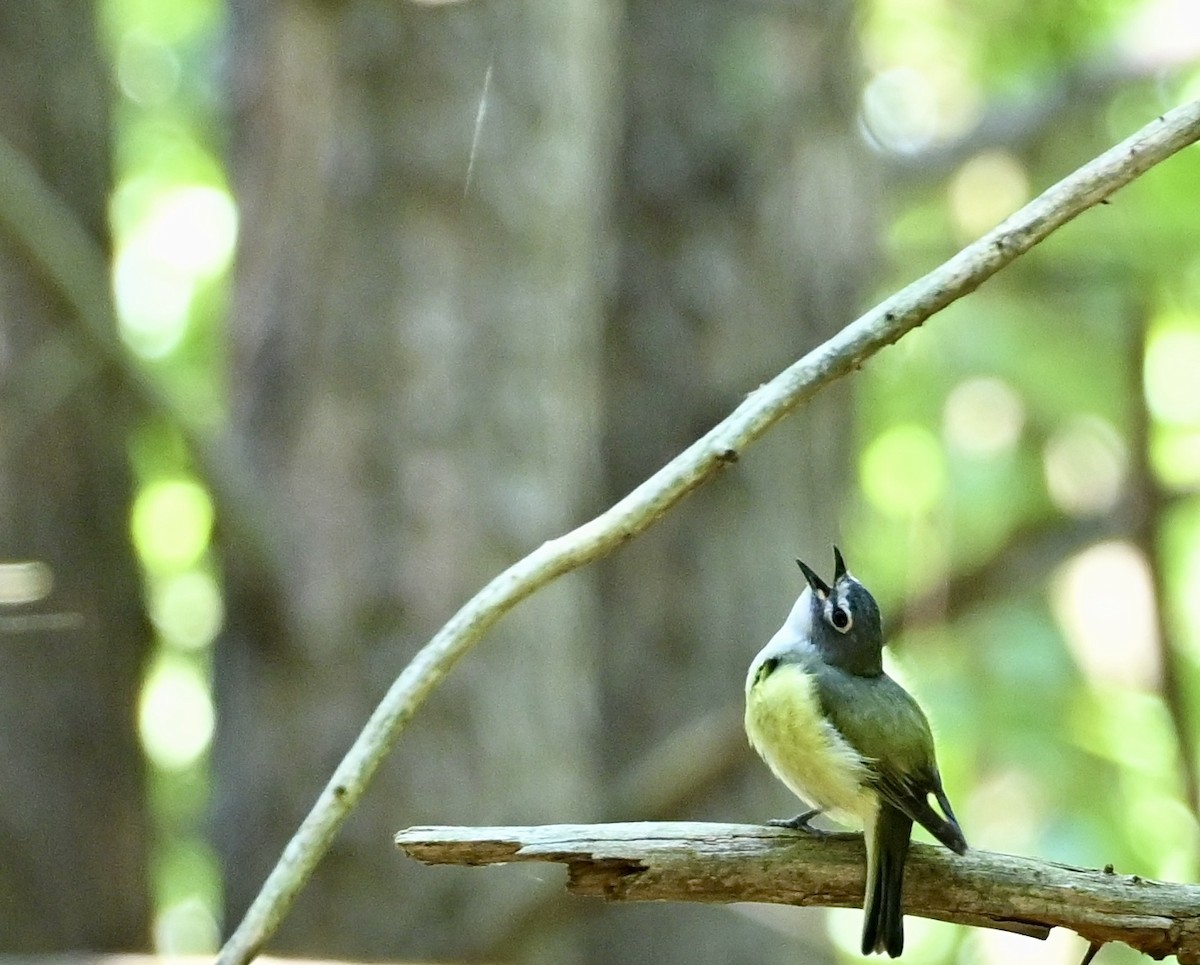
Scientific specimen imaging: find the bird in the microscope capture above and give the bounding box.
[744,547,967,957]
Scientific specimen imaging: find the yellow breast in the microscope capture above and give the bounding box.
[745,662,875,825]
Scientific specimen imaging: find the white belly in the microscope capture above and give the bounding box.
[745,662,876,825]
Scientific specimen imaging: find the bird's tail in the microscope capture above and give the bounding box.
[861,804,912,958]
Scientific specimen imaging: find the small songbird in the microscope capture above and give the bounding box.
[744,548,967,957]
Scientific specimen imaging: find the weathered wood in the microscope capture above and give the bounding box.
[396,822,1200,962]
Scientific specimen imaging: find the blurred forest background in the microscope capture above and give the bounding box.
[1,0,1199,962]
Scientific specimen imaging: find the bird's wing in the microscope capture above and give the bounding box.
[872,764,967,855]
[813,668,968,855]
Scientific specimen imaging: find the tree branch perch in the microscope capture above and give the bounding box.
[396,822,1200,962]
[216,99,1200,965]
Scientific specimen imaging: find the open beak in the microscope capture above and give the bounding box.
[795,558,830,598]
[833,546,847,581]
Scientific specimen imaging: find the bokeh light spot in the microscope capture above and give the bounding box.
[860,423,947,518]
[139,654,214,770]
[143,186,238,277]
[153,896,220,954]
[949,151,1030,240]
[150,570,223,650]
[1145,323,1200,424]
[861,67,940,154]
[0,561,54,604]
[1043,416,1126,516]
[1150,426,1200,488]
[132,478,214,570]
[114,252,194,358]
[1052,541,1159,689]
[859,54,982,157]
[943,376,1026,457]
[117,31,181,106]
[113,184,237,359]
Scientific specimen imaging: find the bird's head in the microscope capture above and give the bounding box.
[795,547,884,677]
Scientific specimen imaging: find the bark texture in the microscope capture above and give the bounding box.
[602,0,869,790]
[0,0,151,950]
[397,821,1200,962]
[218,0,873,960]
[217,0,614,958]
[594,0,872,959]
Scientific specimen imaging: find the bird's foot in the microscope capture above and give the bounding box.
[767,808,828,835]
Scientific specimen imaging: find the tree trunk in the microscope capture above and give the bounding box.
[0,0,151,950]
[594,0,874,960]
[215,0,614,958]
[217,0,873,959]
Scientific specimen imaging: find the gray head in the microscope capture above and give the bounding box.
[796,547,885,677]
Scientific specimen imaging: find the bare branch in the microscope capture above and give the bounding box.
[396,822,1200,962]
[216,99,1200,965]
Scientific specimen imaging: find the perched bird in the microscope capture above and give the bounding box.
[744,548,967,957]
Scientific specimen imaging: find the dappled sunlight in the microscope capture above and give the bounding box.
[948,151,1030,242]
[942,376,1026,458]
[113,185,237,359]
[149,569,224,651]
[131,478,215,571]
[1042,417,1127,517]
[860,3,983,155]
[154,897,220,955]
[152,833,223,954]
[1145,317,1200,487]
[116,31,182,107]
[860,67,951,155]
[1052,542,1159,688]
[1145,317,1200,424]
[139,654,215,771]
[860,423,947,518]
[102,0,230,949]
[1150,424,1200,487]
[1121,0,1200,68]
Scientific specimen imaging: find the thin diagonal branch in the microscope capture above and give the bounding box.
[395,822,1200,963]
[216,99,1200,965]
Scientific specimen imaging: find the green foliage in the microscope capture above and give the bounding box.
[848,1,1200,959]
[102,0,227,950]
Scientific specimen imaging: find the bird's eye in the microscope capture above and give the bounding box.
[830,606,852,633]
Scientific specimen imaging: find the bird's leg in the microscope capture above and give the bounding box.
[767,807,828,835]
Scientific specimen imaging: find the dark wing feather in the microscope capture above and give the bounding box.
[873,768,967,855]
[813,666,968,855]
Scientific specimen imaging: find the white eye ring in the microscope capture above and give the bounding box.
[829,605,852,633]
